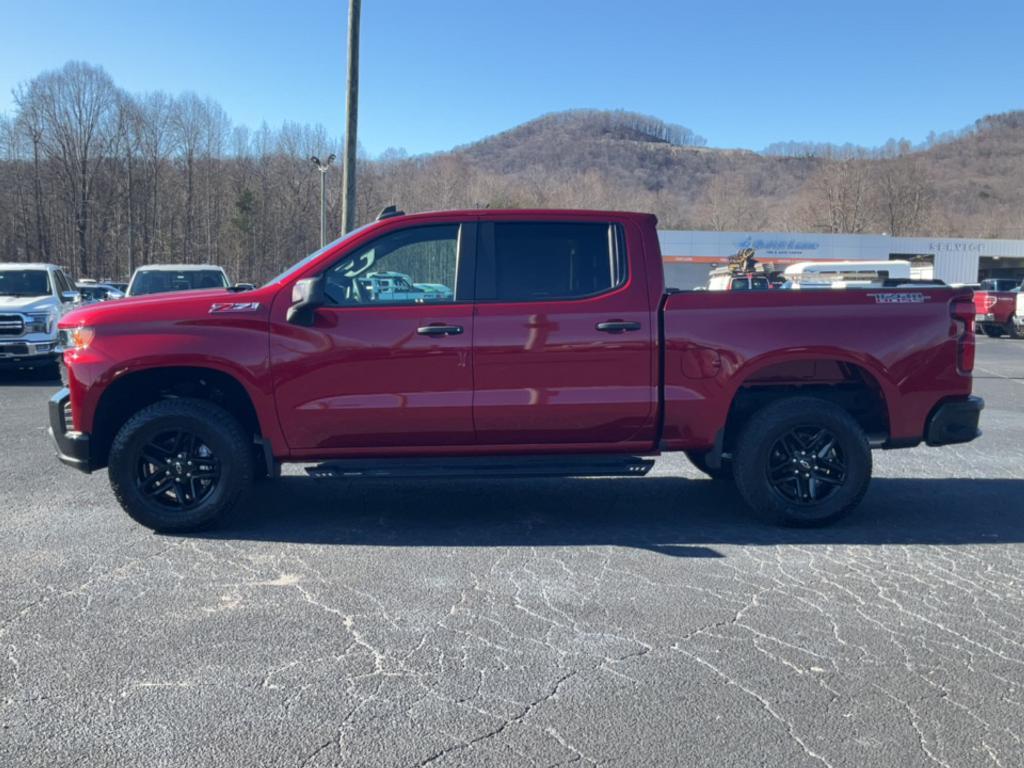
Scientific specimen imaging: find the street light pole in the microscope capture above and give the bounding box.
[310,154,335,248]
[341,0,361,234]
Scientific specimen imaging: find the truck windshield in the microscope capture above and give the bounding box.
[0,269,50,297]
[128,270,228,296]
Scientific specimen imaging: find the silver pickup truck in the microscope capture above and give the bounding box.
[0,263,79,373]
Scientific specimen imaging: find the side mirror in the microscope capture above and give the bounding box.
[286,275,326,326]
[234,282,256,292]
[61,290,81,304]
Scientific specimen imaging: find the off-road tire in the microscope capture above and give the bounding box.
[732,397,871,527]
[108,398,253,532]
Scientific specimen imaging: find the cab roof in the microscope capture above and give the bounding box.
[132,264,226,272]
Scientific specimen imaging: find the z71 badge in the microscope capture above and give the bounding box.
[866,293,930,304]
[209,302,261,313]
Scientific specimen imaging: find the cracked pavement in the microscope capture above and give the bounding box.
[1,337,1023,767]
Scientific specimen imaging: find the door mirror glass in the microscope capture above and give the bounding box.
[61,290,81,304]
[287,276,326,326]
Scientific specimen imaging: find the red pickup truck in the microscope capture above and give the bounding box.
[50,209,982,532]
[973,278,1023,338]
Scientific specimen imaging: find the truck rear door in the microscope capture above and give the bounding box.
[471,217,657,447]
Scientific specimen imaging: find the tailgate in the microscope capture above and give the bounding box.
[973,291,996,314]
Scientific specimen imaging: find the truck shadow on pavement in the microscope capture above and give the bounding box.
[199,476,1024,557]
[0,369,61,387]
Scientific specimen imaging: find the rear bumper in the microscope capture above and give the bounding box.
[48,388,95,473]
[925,396,984,447]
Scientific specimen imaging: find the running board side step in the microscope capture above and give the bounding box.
[306,454,655,480]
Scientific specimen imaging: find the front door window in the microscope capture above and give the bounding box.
[324,224,458,305]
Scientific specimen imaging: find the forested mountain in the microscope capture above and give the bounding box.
[1,61,1022,282]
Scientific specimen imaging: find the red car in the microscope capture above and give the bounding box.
[973,278,1023,338]
[50,208,982,531]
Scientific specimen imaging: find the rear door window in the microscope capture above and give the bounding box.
[477,222,625,302]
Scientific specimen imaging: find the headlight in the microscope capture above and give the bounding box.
[26,311,55,334]
[59,326,95,350]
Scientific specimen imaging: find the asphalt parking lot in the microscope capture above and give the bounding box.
[1,338,1022,767]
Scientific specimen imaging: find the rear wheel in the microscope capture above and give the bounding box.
[685,451,730,481]
[982,324,1004,338]
[108,398,253,532]
[732,397,871,526]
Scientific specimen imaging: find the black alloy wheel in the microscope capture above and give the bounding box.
[732,397,871,526]
[109,398,253,532]
[766,426,846,504]
[137,430,221,510]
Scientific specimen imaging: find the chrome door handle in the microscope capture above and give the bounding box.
[417,324,464,336]
[596,320,641,333]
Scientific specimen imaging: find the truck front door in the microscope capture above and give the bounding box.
[270,222,476,453]
[471,218,657,448]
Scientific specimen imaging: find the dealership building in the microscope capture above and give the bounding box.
[658,230,1024,289]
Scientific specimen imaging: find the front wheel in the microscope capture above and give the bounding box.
[732,397,871,526]
[1007,320,1024,340]
[108,398,253,532]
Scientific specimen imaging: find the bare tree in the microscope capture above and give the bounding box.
[18,62,120,274]
[136,92,174,263]
[697,174,767,231]
[875,148,933,236]
[804,154,871,233]
[170,93,208,262]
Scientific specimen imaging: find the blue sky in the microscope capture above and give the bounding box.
[2,0,1023,156]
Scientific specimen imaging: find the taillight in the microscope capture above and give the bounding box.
[951,298,975,373]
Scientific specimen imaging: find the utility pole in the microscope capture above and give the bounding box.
[311,154,335,247]
[341,0,361,234]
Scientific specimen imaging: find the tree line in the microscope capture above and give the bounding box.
[1,61,1019,283]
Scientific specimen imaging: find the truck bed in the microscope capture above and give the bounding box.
[659,287,973,450]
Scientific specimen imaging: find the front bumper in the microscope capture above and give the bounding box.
[48,388,95,473]
[0,339,58,368]
[925,396,984,447]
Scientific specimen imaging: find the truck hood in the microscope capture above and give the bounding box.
[58,287,268,328]
[0,294,56,313]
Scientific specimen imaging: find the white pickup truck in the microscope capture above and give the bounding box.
[0,263,79,373]
[356,271,454,302]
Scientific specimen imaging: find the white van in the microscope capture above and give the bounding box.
[782,260,911,290]
[707,271,772,291]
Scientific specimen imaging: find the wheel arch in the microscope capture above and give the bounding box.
[90,365,268,470]
[720,351,894,454]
